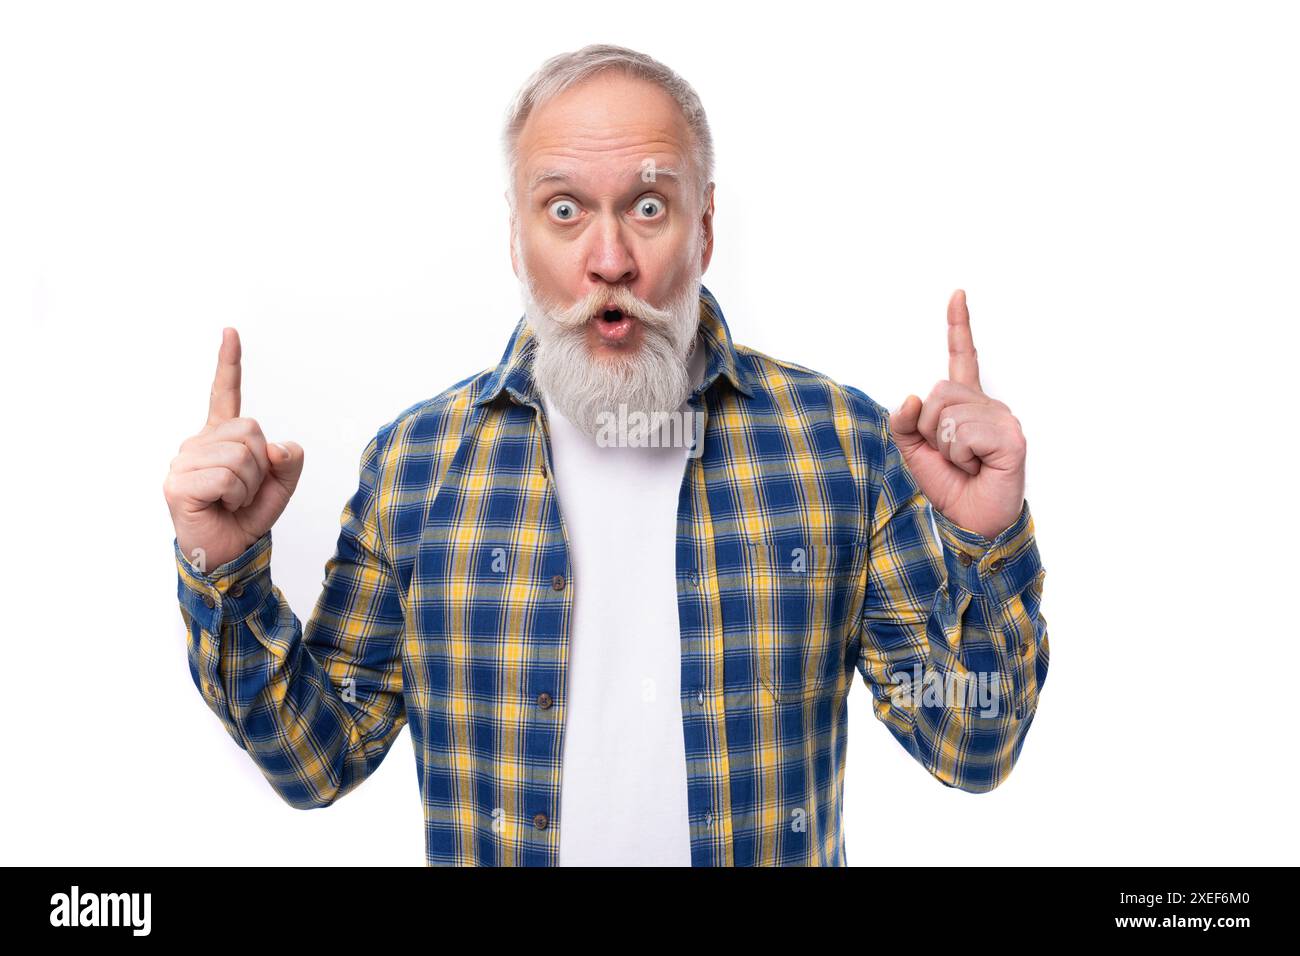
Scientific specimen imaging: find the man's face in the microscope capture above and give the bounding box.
[509,71,714,439]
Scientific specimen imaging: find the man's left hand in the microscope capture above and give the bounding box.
[889,289,1026,541]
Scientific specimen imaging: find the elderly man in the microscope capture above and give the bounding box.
[165,44,1049,866]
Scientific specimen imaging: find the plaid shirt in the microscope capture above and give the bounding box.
[174,284,1049,866]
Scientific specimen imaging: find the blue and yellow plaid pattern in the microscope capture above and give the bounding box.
[174,284,1049,865]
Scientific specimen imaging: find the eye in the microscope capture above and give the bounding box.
[634,196,665,219]
[547,198,580,222]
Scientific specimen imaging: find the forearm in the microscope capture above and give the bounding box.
[175,531,400,809]
[860,500,1050,793]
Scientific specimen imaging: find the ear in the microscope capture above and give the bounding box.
[506,190,519,279]
[699,182,716,274]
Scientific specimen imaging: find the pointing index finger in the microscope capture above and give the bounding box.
[207,327,242,426]
[946,289,981,390]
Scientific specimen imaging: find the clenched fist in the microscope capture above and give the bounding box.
[163,328,305,572]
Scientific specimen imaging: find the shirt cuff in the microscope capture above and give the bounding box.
[175,531,275,630]
[933,500,1041,604]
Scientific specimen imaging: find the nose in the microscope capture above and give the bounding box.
[585,216,637,286]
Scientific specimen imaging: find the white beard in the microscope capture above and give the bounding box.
[516,236,703,444]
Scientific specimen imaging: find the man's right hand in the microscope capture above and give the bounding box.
[163,328,305,572]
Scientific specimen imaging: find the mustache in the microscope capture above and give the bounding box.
[543,285,677,331]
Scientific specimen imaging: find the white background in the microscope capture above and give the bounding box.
[2,0,1296,866]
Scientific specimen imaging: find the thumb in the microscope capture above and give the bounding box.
[268,441,306,494]
[889,395,923,442]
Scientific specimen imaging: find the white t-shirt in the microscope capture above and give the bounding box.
[540,336,707,867]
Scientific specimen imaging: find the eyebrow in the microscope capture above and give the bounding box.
[528,165,682,197]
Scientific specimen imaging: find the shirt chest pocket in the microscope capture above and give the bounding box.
[745,535,864,703]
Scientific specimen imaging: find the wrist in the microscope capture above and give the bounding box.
[933,501,1039,603]
[936,506,1021,543]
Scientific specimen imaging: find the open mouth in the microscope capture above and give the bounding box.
[592,305,636,343]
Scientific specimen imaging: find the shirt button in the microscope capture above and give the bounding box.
[1019,639,1030,657]
[537,692,553,710]
[229,582,244,598]
[695,689,705,706]
[704,810,713,828]
[687,570,700,587]
[539,460,548,479]
[202,593,215,609]
[551,574,566,591]
[957,552,973,568]
[988,558,1004,573]
[533,812,548,830]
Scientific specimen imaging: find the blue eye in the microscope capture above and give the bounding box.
[636,196,665,218]
[548,199,579,221]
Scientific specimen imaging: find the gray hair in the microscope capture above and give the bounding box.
[501,44,715,211]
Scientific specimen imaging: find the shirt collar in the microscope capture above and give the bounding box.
[471,282,755,408]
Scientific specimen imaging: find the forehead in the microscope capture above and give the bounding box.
[516,72,693,192]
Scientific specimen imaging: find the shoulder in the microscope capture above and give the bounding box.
[364,365,498,471]
[734,342,891,438]
[731,342,902,508]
